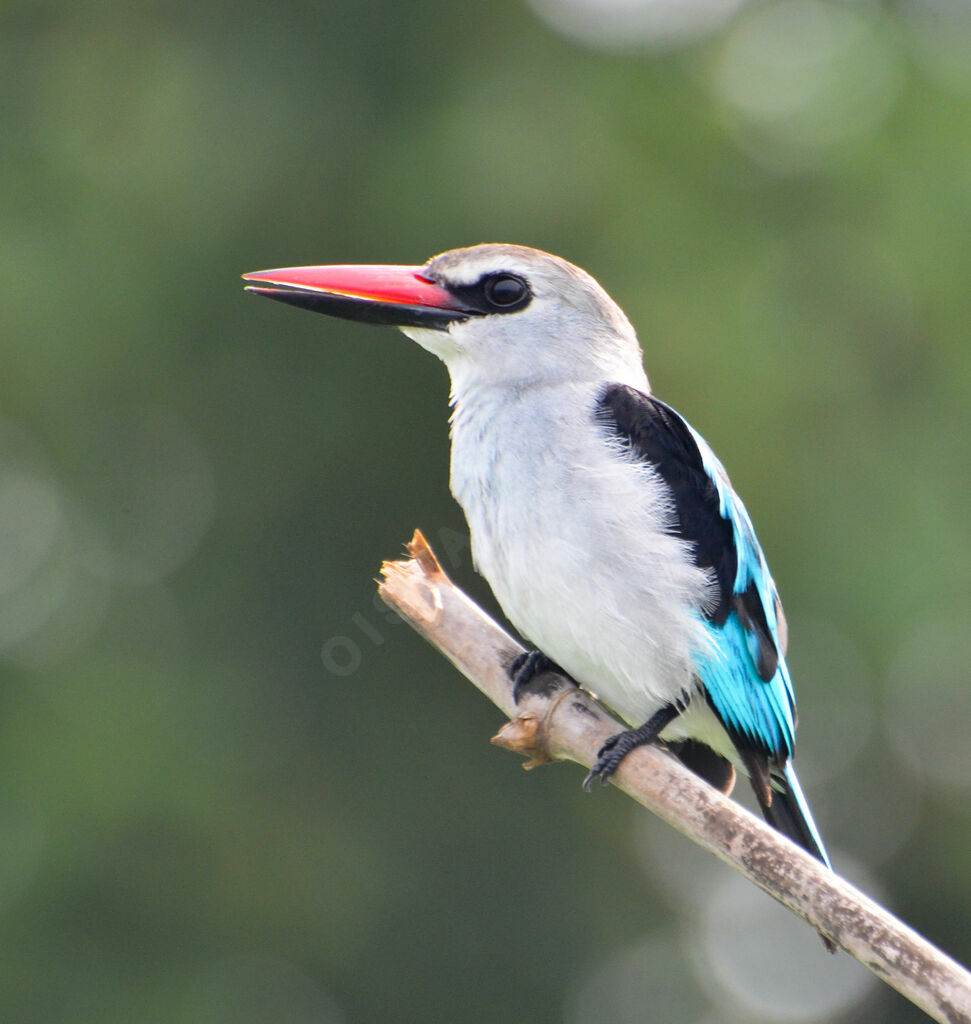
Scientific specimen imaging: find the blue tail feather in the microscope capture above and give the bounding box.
[765,763,831,868]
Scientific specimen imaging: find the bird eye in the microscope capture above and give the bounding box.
[483,274,528,309]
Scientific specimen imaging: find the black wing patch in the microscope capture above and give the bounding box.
[597,383,736,626]
[735,579,778,680]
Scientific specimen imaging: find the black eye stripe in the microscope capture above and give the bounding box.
[440,271,533,315]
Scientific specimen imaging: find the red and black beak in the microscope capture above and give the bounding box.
[242,264,476,330]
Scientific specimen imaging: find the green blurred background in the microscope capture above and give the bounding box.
[2,1,969,1021]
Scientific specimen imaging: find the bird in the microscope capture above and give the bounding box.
[243,243,831,868]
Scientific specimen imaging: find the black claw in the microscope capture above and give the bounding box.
[582,762,605,790]
[582,733,633,789]
[581,704,680,792]
[508,649,570,703]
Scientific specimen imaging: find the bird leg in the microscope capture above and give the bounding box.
[508,649,574,703]
[583,704,680,790]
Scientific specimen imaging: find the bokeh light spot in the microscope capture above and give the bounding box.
[709,1,902,171]
[0,470,62,599]
[0,418,109,666]
[817,743,923,865]
[527,0,751,51]
[694,865,878,1020]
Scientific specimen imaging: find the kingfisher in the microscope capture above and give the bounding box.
[244,244,830,867]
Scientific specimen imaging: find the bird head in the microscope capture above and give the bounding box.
[244,244,649,393]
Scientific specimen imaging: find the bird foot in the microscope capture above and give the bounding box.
[508,649,572,703]
[582,705,679,790]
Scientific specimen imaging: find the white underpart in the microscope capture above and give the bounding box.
[399,245,735,755]
[447,376,714,727]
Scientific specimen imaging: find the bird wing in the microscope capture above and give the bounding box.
[597,384,796,761]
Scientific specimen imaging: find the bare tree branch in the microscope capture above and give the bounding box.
[378,530,971,1024]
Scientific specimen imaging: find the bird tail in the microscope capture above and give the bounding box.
[762,762,831,869]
